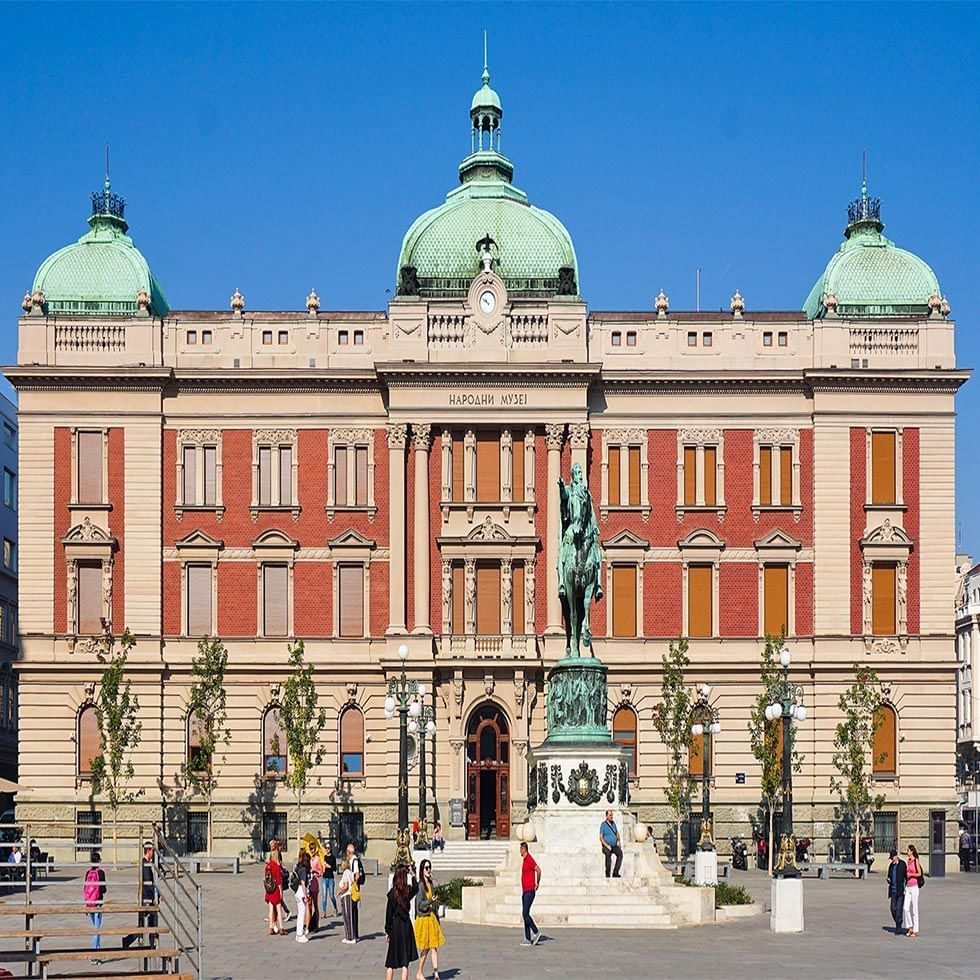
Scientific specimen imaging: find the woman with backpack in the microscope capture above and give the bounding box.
[84,849,106,964]
[263,843,284,936]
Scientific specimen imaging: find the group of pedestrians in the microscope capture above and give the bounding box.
[886,844,925,938]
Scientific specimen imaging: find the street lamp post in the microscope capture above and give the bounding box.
[412,704,436,848]
[385,643,424,869]
[765,646,807,878]
[690,683,721,852]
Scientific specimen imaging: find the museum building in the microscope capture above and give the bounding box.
[5,65,967,869]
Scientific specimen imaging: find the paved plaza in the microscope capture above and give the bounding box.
[3,864,977,979]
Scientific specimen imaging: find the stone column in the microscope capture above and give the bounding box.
[387,422,408,634]
[545,422,566,633]
[568,421,590,475]
[501,558,513,635]
[412,423,432,633]
[464,558,476,635]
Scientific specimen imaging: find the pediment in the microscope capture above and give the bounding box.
[61,517,114,544]
[754,529,802,551]
[174,529,224,550]
[466,517,513,543]
[252,528,299,549]
[328,528,376,549]
[862,519,912,546]
[678,528,725,550]
[602,529,650,549]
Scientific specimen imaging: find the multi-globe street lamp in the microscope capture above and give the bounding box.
[764,645,807,878]
[690,683,721,851]
[384,643,424,869]
[411,704,436,848]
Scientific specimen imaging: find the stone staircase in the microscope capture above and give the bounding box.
[428,839,512,878]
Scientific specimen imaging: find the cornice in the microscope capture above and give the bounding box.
[802,368,971,393]
[171,368,379,394]
[4,365,172,392]
[376,361,601,387]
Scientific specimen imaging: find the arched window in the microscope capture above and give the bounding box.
[613,706,637,777]
[263,706,287,776]
[187,710,208,774]
[78,704,99,778]
[688,732,704,778]
[339,707,364,778]
[873,704,898,777]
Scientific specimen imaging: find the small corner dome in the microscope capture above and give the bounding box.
[31,184,169,317]
[804,185,939,319]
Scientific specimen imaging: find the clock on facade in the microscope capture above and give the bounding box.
[479,289,497,315]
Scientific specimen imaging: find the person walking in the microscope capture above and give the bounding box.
[414,858,445,980]
[886,848,907,936]
[346,841,364,941]
[384,864,419,980]
[519,842,541,947]
[263,844,285,936]
[123,841,158,950]
[599,809,623,878]
[336,857,357,944]
[84,849,106,965]
[903,844,924,938]
[959,823,974,873]
[321,841,339,917]
[292,848,311,943]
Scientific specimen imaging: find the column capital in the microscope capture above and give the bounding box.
[387,422,408,450]
[568,421,590,449]
[545,422,566,451]
[411,423,432,451]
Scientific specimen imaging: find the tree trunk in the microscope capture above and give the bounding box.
[112,813,119,870]
[297,786,303,849]
[854,816,861,879]
[206,791,213,871]
[676,815,682,867]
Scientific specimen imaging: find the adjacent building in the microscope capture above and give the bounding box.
[0,394,17,784]
[5,66,968,870]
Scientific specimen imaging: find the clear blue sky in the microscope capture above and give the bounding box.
[1,2,978,552]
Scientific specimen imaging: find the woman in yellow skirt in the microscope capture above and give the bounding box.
[414,858,445,980]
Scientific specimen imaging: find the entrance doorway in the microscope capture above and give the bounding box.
[466,702,510,839]
[929,809,946,877]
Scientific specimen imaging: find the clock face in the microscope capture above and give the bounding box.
[479,289,497,315]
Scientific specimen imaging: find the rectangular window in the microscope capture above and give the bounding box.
[512,562,525,635]
[186,330,197,345]
[278,446,292,506]
[334,447,348,507]
[778,331,788,347]
[452,432,464,502]
[612,565,637,638]
[338,330,349,345]
[608,446,621,506]
[871,431,897,505]
[77,561,102,634]
[354,330,364,345]
[203,446,217,506]
[258,443,293,507]
[263,564,288,637]
[688,564,713,637]
[763,332,773,347]
[764,564,789,637]
[512,435,525,504]
[702,332,713,347]
[76,810,103,849]
[77,431,104,504]
[873,811,898,853]
[759,446,772,506]
[611,331,622,346]
[476,432,500,502]
[186,812,209,854]
[683,446,697,506]
[452,563,464,633]
[779,447,793,505]
[278,331,289,345]
[626,331,637,347]
[703,446,717,506]
[354,446,368,506]
[182,446,196,504]
[687,332,697,347]
[476,562,501,634]
[3,468,15,510]
[628,447,641,506]
[262,330,273,345]
[262,812,288,852]
[2,424,15,450]
[258,446,272,506]
[338,564,364,637]
[202,330,213,345]
[872,563,897,636]
[186,563,213,637]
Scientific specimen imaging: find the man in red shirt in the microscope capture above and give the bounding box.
[519,842,542,946]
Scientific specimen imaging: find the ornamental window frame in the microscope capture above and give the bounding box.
[866,427,905,510]
[860,519,912,652]
[679,529,723,638]
[327,427,378,520]
[70,427,110,509]
[175,429,225,520]
[600,428,650,520]
[752,428,803,519]
[253,529,298,638]
[872,702,899,780]
[251,428,300,520]
[339,704,366,780]
[328,530,376,640]
[174,530,223,638]
[675,428,726,517]
[602,530,649,639]
[62,518,116,653]
[754,529,802,638]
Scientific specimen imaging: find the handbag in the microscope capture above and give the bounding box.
[351,878,361,902]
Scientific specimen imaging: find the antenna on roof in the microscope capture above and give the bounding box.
[861,148,867,199]
[105,143,110,188]
[696,267,701,313]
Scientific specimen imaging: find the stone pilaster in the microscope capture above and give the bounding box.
[546,422,566,633]
[568,421,590,474]
[387,422,408,634]
[412,423,432,633]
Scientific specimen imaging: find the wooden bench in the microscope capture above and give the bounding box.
[0,903,159,935]
[361,858,381,876]
[45,975,190,980]
[187,855,239,874]
[814,862,867,879]
[0,925,168,957]
[37,947,180,979]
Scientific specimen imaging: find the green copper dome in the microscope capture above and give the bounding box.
[32,182,169,317]
[396,63,578,299]
[803,183,939,319]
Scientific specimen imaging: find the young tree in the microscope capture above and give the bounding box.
[652,638,693,865]
[181,636,231,859]
[280,640,326,846]
[90,629,143,866]
[747,634,801,874]
[830,663,886,873]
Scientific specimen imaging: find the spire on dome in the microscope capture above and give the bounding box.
[461,37,512,186]
[845,151,883,237]
[89,144,128,233]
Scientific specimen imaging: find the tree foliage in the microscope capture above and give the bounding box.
[279,640,327,843]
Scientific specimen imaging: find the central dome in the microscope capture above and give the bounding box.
[396,64,578,299]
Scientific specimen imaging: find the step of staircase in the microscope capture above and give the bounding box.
[478,908,678,929]
[429,840,512,875]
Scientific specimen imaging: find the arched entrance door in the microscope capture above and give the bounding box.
[466,702,510,839]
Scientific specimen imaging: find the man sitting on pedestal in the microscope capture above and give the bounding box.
[599,810,623,878]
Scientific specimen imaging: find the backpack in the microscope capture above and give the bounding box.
[354,858,365,887]
[84,866,103,906]
[289,866,300,893]
[263,862,277,895]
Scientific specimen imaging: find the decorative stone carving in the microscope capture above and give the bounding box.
[411,423,432,451]
[870,638,901,656]
[862,560,873,633]
[823,290,838,313]
[21,292,32,313]
[470,515,507,541]
[512,738,528,758]
[501,558,513,630]
[136,287,151,314]
[397,265,420,296]
[386,423,408,450]
[306,288,320,315]
[30,289,45,314]
[865,519,911,544]
[655,288,669,316]
[345,681,358,703]
[557,266,577,296]
[730,289,745,316]
[678,427,723,444]
[230,288,245,314]
[452,673,464,712]
[605,427,645,444]
[757,428,797,444]
[441,559,453,632]
[179,428,221,445]
[513,672,525,716]
[619,682,633,703]
[464,560,476,633]
[565,761,602,806]
[525,557,536,622]
[545,422,565,451]
[449,738,465,757]
[330,427,372,445]
[928,291,942,314]
[254,428,296,445]
[84,681,96,699]
[567,422,590,449]
[484,674,495,697]
[546,659,608,736]
[940,295,951,317]
[66,517,113,542]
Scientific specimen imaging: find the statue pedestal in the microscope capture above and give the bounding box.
[770,877,805,933]
[694,851,718,886]
[544,656,610,744]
